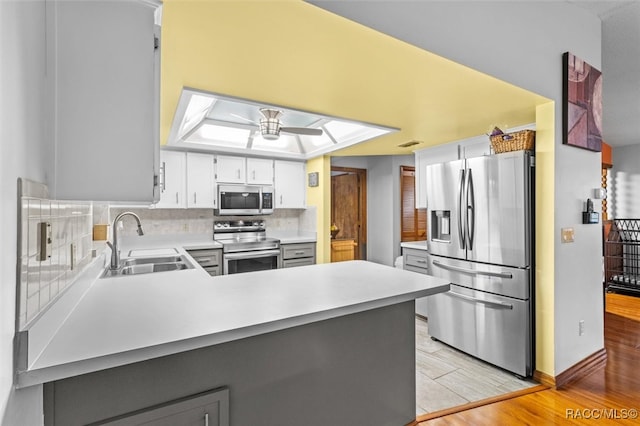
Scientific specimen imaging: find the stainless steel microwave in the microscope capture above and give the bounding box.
[215,184,274,215]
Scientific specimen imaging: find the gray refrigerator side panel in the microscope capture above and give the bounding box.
[465,151,532,267]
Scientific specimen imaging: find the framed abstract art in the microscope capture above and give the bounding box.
[563,52,603,152]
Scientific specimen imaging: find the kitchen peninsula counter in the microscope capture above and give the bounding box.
[19,246,448,425]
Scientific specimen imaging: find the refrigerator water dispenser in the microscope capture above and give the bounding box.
[431,210,451,242]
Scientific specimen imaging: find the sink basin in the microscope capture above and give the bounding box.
[123,255,184,266]
[119,262,190,275]
[102,255,194,278]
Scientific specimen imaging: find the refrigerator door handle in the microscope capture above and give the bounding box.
[467,168,475,249]
[447,290,514,310]
[458,168,466,249]
[432,259,514,279]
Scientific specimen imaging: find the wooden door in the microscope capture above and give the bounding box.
[331,167,367,260]
[332,173,359,240]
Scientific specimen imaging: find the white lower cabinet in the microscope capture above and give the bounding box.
[156,151,186,208]
[100,387,229,426]
[281,242,316,268]
[274,160,306,209]
[402,247,429,317]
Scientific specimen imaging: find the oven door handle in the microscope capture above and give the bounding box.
[224,249,281,260]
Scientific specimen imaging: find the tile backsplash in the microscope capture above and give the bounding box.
[108,206,317,238]
[18,179,93,330]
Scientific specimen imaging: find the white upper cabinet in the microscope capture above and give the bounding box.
[215,155,246,184]
[247,158,274,184]
[157,151,186,209]
[274,160,306,209]
[216,155,274,185]
[47,0,161,202]
[186,153,216,208]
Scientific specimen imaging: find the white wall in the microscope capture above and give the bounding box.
[611,144,640,218]
[313,1,604,375]
[331,155,414,265]
[0,1,49,424]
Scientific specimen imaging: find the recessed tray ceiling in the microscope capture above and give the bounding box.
[166,88,399,160]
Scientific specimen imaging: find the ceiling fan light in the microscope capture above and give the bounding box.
[259,108,283,120]
[260,117,281,140]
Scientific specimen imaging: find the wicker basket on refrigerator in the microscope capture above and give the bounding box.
[490,129,535,153]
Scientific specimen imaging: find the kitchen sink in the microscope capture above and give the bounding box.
[101,255,194,278]
[123,255,184,266]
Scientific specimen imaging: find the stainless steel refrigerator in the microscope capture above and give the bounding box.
[425,150,534,377]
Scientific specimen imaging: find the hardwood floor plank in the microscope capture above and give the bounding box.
[418,294,640,425]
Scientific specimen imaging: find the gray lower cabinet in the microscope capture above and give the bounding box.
[281,242,316,268]
[402,247,429,317]
[187,249,222,276]
[43,302,416,426]
[95,387,229,426]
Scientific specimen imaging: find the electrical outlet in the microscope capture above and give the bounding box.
[38,222,53,261]
[579,319,585,336]
[182,223,189,232]
[561,227,575,243]
[70,243,77,270]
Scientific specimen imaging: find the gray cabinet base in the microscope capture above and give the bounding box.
[44,301,417,426]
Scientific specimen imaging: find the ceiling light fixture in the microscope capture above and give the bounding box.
[167,88,400,159]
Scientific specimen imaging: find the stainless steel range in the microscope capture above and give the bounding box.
[214,220,280,275]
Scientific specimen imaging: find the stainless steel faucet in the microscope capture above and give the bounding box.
[106,211,144,270]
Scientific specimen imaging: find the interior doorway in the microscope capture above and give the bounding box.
[400,166,426,241]
[330,166,367,262]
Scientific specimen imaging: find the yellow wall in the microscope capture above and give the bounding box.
[305,156,331,263]
[535,102,555,377]
[160,0,545,154]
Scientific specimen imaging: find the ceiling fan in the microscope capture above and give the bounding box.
[232,108,323,140]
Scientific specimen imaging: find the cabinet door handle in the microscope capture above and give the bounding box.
[204,412,209,426]
[252,170,256,180]
[175,192,179,204]
[160,161,166,192]
[416,259,427,264]
[280,195,283,205]
[194,192,197,204]
[237,169,241,179]
[294,251,305,255]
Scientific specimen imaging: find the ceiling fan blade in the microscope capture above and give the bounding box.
[230,113,258,126]
[280,127,323,136]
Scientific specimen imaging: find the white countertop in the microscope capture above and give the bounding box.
[17,238,446,388]
[267,230,316,244]
[400,240,428,251]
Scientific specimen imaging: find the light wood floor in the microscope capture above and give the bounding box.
[417,293,640,425]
